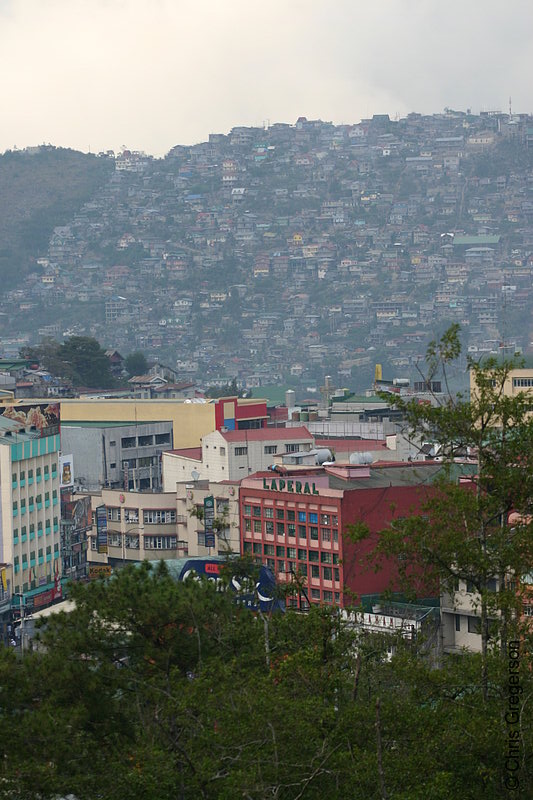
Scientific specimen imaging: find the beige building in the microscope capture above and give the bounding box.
[87,489,188,566]
[470,366,533,400]
[175,480,241,556]
[440,578,498,653]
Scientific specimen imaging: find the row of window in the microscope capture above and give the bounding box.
[91,535,179,550]
[14,545,58,572]
[244,506,338,526]
[12,465,56,484]
[105,508,176,524]
[13,491,58,514]
[513,378,533,388]
[244,519,338,542]
[119,434,170,449]
[256,543,339,563]
[13,518,59,542]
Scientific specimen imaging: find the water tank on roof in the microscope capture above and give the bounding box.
[315,448,333,465]
[349,452,373,465]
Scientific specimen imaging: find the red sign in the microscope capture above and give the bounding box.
[205,563,221,575]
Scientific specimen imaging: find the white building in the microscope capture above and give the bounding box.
[162,426,315,486]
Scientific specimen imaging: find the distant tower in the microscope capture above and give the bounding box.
[509,96,512,118]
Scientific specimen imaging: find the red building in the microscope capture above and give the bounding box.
[240,462,441,609]
[213,397,267,431]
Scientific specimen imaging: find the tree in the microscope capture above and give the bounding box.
[60,336,116,388]
[21,335,116,389]
[353,325,533,698]
[0,562,531,798]
[125,350,149,378]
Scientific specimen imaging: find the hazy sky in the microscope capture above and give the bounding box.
[1,0,532,156]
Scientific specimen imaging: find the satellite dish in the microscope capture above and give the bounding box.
[191,470,200,481]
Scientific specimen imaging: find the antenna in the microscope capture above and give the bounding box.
[509,96,512,118]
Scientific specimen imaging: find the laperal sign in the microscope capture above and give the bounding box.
[262,477,319,495]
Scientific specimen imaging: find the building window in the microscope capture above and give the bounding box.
[109,440,116,447]
[138,435,153,447]
[286,444,300,453]
[309,513,318,524]
[323,566,332,581]
[121,437,136,449]
[253,506,261,517]
[276,545,285,557]
[244,505,251,516]
[264,507,274,518]
[155,433,170,445]
[235,447,248,456]
[265,521,274,534]
[467,616,481,634]
[308,551,319,563]
[278,561,285,573]
[264,445,277,454]
[332,529,339,542]
[143,510,176,524]
[124,508,139,523]
[298,511,306,522]
[107,507,121,522]
[311,565,320,579]
[110,463,117,469]
[287,510,295,521]
[321,552,332,563]
[253,519,262,533]
[144,536,178,549]
[298,563,307,576]
[455,614,461,631]
[298,549,307,560]
[311,589,320,600]
[309,526,318,540]
[287,524,296,538]
[321,528,331,542]
[220,446,226,456]
[264,544,275,556]
[253,542,262,554]
[287,547,297,559]
[276,523,284,535]
[323,591,333,603]
[244,518,252,532]
[298,525,306,538]
[276,509,284,520]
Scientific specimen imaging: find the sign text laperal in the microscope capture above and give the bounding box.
[262,478,319,495]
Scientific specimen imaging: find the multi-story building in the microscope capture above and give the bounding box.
[60,493,91,583]
[59,396,268,449]
[239,462,442,610]
[163,426,314,485]
[175,479,241,556]
[86,489,188,568]
[0,402,62,612]
[61,420,173,492]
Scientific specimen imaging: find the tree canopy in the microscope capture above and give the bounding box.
[124,350,149,378]
[1,560,531,799]
[21,336,117,388]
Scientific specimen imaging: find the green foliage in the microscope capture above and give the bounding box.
[124,350,149,378]
[365,325,533,697]
[0,564,531,798]
[22,335,117,388]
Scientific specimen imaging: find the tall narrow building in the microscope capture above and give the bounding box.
[0,403,62,612]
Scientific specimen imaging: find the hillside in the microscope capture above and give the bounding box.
[0,147,113,287]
